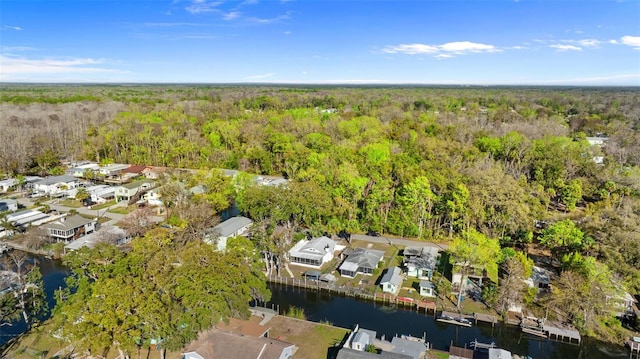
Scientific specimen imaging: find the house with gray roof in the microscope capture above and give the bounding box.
[182,329,295,359]
[380,266,403,294]
[403,246,439,281]
[389,336,428,359]
[419,280,435,297]
[42,215,96,243]
[0,178,16,193]
[115,180,155,202]
[204,216,253,251]
[33,175,79,195]
[288,236,336,268]
[339,248,385,277]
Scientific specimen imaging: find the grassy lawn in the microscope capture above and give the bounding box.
[268,316,348,359]
[108,206,132,215]
[91,200,116,210]
[58,199,82,208]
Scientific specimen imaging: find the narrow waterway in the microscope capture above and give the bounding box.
[265,283,630,359]
[0,256,70,348]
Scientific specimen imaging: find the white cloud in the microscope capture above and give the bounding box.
[185,1,222,14]
[2,25,22,31]
[0,55,123,80]
[621,35,640,48]
[223,11,242,20]
[283,31,291,35]
[382,41,499,58]
[609,39,619,44]
[550,44,581,51]
[245,72,274,80]
[576,39,600,47]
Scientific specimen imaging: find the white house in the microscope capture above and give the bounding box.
[288,236,336,268]
[379,266,403,295]
[115,180,155,202]
[204,216,253,251]
[0,199,18,212]
[98,163,130,176]
[33,175,80,195]
[403,246,439,281]
[41,215,97,243]
[419,280,436,297]
[524,266,554,294]
[0,178,16,193]
[343,325,377,351]
[143,187,163,206]
[586,136,608,147]
[89,186,116,204]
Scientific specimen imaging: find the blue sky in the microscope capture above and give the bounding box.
[1,0,639,85]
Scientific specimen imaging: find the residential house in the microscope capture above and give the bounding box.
[344,325,377,351]
[204,216,253,251]
[419,280,435,297]
[403,246,439,281]
[33,175,80,196]
[6,210,50,230]
[379,266,403,295]
[336,348,412,359]
[288,236,336,268]
[339,248,385,277]
[142,166,167,180]
[488,348,512,359]
[65,225,129,251]
[388,336,428,359]
[143,187,163,206]
[115,180,155,202]
[524,266,554,295]
[182,329,295,359]
[0,199,18,212]
[120,165,148,182]
[88,185,116,204]
[99,163,130,176]
[0,178,16,193]
[42,215,97,243]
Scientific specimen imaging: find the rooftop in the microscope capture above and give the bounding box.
[211,216,253,237]
[35,175,77,186]
[183,329,294,359]
[42,215,95,231]
[380,266,403,288]
[340,248,385,271]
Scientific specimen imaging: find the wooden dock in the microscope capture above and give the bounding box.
[437,311,473,327]
[626,338,640,358]
[518,317,581,344]
[473,313,498,327]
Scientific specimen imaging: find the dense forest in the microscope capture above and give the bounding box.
[1,84,639,343]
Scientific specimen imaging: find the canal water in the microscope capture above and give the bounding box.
[0,256,71,348]
[265,283,630,359]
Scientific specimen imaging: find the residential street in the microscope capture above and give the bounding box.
[350,233,449,250]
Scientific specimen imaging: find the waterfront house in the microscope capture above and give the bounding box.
[389,336,428,359]
[288,236,336,268]
[204,216,253,251]
[419,280,435,297]
[182,329,295,359]
[65,225,129,251]
[42,215,97,243]
[344,325,377,351]
[115,180,155,203]
[33,175,79,196]
[403,246,438,280]
[488,348,512,359]
[339,248,385,277]
[524,266,554,295]
[6,209,50,230]
[379,266,403,295]
[0,199,18,212]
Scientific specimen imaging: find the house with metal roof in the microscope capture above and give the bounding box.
[288,236,336,268]
[380,266,403,294]
[403,246,439,281]
[42,215,97,243]
[339,248,385,277]
[0,199,18,213]
[204,216,253,251]
[33,175,80,195]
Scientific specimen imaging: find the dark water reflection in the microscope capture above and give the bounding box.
[0,256,70,348]
[265,284,630,359]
